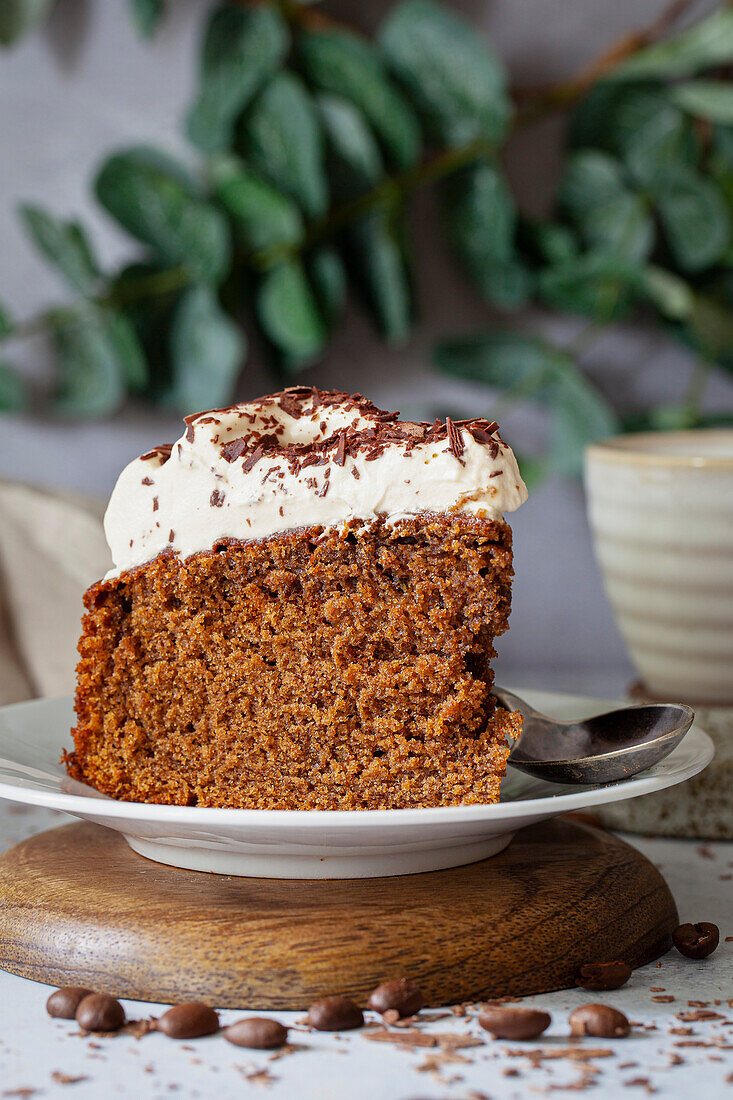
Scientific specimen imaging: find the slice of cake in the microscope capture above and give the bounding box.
[64,387,527,810]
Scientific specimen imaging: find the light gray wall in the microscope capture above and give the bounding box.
[0,0,727,691]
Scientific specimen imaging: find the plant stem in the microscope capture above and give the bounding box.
[250,137,496,271]
[514,0,697,124]
[684,357,712,416]
[0,265,190,344]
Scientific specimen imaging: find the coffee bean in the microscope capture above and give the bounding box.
[224,1017,288,1050]
[569,1004,630,1039]
[307,996,364,1031]
[575,960,632,991]
[46,987,94,1020]
[478,1006,551,1040]
[75,993,125,1032]
[672,921,719,959]
[157,1003,219,1040]
[369,979,424,1018]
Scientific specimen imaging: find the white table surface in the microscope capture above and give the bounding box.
[0,797,730,1100]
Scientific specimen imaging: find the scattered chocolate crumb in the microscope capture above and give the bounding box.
[121,1018,158,1040]
[624,1077,656,1094]
[51,1073,89,1086]
[141,477,153,486]
[652,995,675,1003]
[677,1010,725,1022]
[210,489,224,507]
[505,1047,614,1065]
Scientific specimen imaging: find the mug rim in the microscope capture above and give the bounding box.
[586,429,733,469]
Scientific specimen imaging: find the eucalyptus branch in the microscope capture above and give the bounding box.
[1,0,707,347]
[250,136,496,271]
[514,0,698,123]
[0,265,190,344]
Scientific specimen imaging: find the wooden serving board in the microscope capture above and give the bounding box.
[0,817,677,1009]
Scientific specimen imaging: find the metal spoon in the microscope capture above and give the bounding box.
[494,687,695,785]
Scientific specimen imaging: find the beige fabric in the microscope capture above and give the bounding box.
[0,480,109,703]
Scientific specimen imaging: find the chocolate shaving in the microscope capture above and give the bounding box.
[446,417,465,460]
[242,445,264,473]
[140,444,172,463]
[210,489,224,507]
[221,437,248,463]
[208,387,505,479]
[141,477,153,486]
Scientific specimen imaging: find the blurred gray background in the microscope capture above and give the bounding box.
[1,0,726,693]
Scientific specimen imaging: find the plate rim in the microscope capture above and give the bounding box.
[0,688,714,828]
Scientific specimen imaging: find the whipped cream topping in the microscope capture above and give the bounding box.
[104,387,527,579]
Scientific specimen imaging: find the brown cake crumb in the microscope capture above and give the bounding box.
[65,515,519,810]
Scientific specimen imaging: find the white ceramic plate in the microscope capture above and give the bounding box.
[0,690,713,880]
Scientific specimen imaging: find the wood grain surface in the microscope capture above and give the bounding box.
[0,818,678,1009]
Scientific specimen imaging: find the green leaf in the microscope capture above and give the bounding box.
[570,84,698,181]
[546,368,618,475]
[435,331,561,391]
[657,167,731,273]
[623,101,697,188]
[95,147,230,284]
[379,0,510,147]
[443,162,529,307]
[210,156,304,254]
[308,247,346,329]
[53,312,126,418]
[714,125,733,169]
[0,302,13,338]
[298,28,421,169]
[112,261,183,398]
[538,254,635,320]
[19,205,99,293]
[570,82,630,151]
[129,0,164,38]
[672,81,733,125]
[105,311,148,391]
[318,93,384,200]
[558,151,654,262]
[641,266,695,321]
[0,0,52,46]
[186,4,288,154]
[519,221,579,266]
[168,284,245,410]
[0,363,27,411]
[344,210,412,343]
[243,72,328,219]
[256,260,327,359]
[434,331,617,475]
[611,8,733,81]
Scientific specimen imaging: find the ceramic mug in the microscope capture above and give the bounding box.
[584,430,733,705]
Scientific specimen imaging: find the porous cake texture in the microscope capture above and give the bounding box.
[65,388,527,810]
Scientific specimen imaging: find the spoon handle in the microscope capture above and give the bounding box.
[493,686,541,718]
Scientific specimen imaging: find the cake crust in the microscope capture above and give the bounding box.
[65,515,519,810]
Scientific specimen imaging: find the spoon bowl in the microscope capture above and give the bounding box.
[495,687,695,785]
